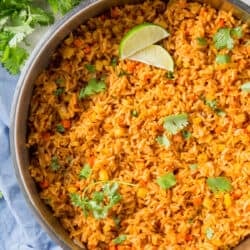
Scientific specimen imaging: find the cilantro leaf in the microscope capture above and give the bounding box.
[156,172,176,190]
[1,46,28,74]
[92,191,104,203]
[215,54,230,64]
[70,193,89,217]
[79,163,92,179]
[189,164,198,171]
[231,27,243,39]
[29,7,54,26]
[113,234,127,245]
[48,0,81,15]
[163,113,189,135]
[196,37,207,46]
[111,57,118,67]
[103,182,122,206]
[240,82,250,93]
[202,97,226,116]
[88,200,109,219]
[213,28,234,50]
[79,78,106,99]
[206,227,214,240]
[166,71,174,79]
[206,177,232,193]
[54,87,64,96]
[85,64,96,73]
[0,32,13,52]
[131,110,139,117]
[156,135,170,148]
[182,130,191,139]
[50,156,60,171]
[56,124,65,133]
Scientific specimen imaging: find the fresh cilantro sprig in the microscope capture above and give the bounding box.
[163,113,189,135]
[79,163,92,179]
[156,135,170,148]
[50,156,60,171]
[0,0,83,74]
[113,234,127,245]
[79,78,106,99]
[201,97,226,116]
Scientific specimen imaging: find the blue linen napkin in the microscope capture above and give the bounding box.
[0,67,61,250]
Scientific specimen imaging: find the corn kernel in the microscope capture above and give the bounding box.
[99,169,109,181]
[67,186,77,193]
[95,60,103,71]
[193,117,202,125]
[203,197,212,209]
[137,187,148,199]
[61,47,74,59]
[224,193,232,208]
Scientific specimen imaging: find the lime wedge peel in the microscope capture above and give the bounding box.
[128,45,174,71]
[119,23,170,59]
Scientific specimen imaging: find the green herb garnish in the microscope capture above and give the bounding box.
[0,191,3,199]
[213,28,234,50]
[166,71,174,79]
[70,182,122,219]
[196,37,207,46]
[206,227,214,240]
[215,54,230,64]
[54,87,64,96]
[79,163,92,179]
[113,234,127,245]
[189,164,198,171]
[231,27,243,39]
[206,177,232,193]
[131,110,139,117]
[118,69,129,77]
[111,57,118,67]
[56,124,65,133]
[182,130,191,139]
[156,172,176,190]
[55,78,64,85]
[156,135,170,148]
[201,97,226,116]
[240,82,250,93]
[79,78,106,99]
[163,113,189,135]
[85,64,96,73]
[50,156,60,171]
[47,0,82,15]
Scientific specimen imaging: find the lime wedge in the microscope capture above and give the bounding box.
[128,45,174,71]
[119,23,169,59]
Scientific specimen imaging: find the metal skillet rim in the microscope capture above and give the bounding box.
[9,0,250,249]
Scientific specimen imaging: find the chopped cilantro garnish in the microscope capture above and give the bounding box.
[79,163,92,179]
[55,78,64,85]
[206,177,232,193]
[182,130,191,139]
[113,234,127,245]
[206,227,214,240]
[50,156,60,171]
[111,57,118,67]
[156,172,176,190]
[131,110,139,117]
[196,37,207,46]
[79,78,106,99]
[215,54,230,64]
[166,71,174,79]
[70,182,122,219]
[54,87,64,96]
[189,164,198,171]
[56,124,65,133]
[201,97,226,116]
[85,64,96,73]
[156,135,170,148]
[47,0,82,14]
[231,27,243,39]
[163,113,189,135]
[240,82,250,92]
[118,69,129,77]
[213,28,234,50]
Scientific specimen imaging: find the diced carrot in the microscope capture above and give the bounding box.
[84,46,91,54]
[39,180,49,189]
[185,234,193,242]
[88,156,95,166]
[109,246,117,250]
[218,18,225,28]
[232,189,242,200]
[127,61,136,73]
[61,119,71,129]
[193,197,202,207]
[111,7,120,18]
[41,132,50,141]
[73,39,84,48]
[139,180,147,187]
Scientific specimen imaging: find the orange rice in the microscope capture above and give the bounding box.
[27,0,250,249]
